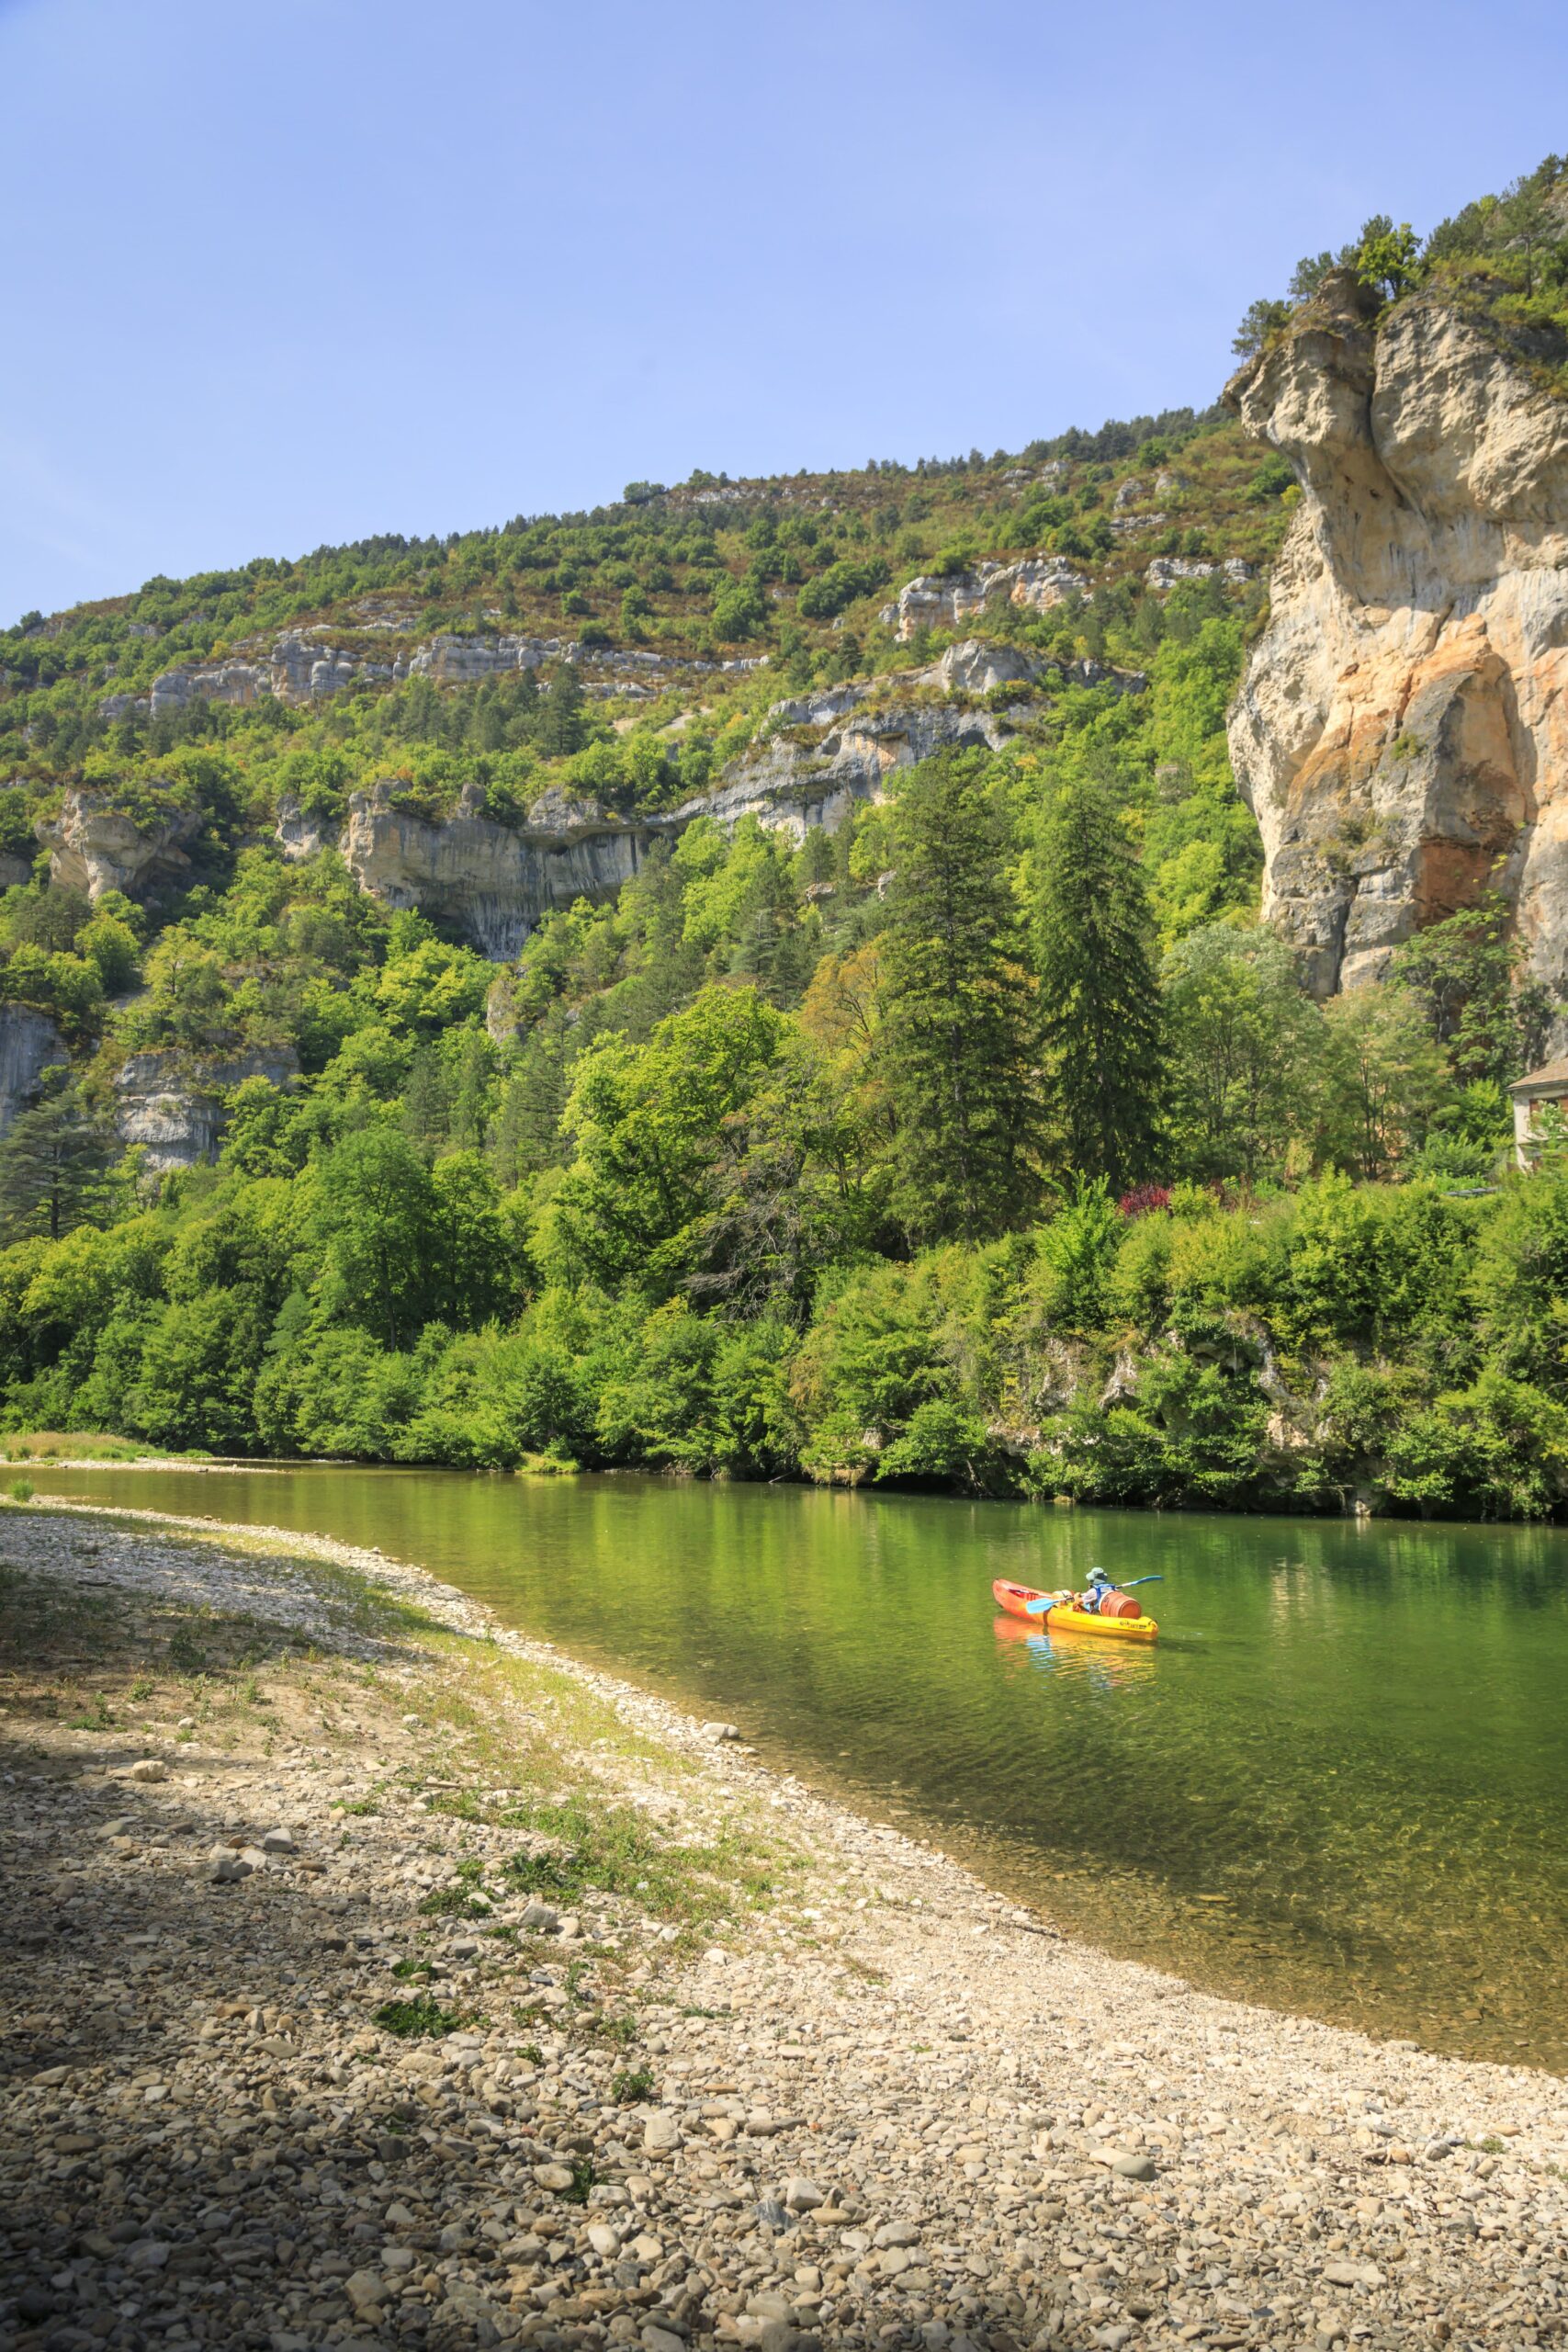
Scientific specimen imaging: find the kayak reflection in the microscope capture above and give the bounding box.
[992,1612,1158,1690]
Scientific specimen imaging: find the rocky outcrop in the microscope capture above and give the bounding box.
[275,643,1146,949]
[1226,281,1568,997]
[692,647,1142,840]
[113,1046,299,1172]
[0,1004,68,1135]
[691,686,1012,839]
[1146,554,1255,593]
[104,629,767,724]
[327,782,679,961]
[889,556,1089,639]
[39,786,201,903]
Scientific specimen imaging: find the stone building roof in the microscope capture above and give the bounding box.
[1509,1059,1568,1098]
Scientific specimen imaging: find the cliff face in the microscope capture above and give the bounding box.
[0,1005,68,1135]
[272,646,1145,954]
[39,786,201,902]
[113,1046,300,1172]
[1225,282,1568,997]
[322,782,680,961]
[99,628,766,723]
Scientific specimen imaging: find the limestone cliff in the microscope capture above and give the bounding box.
[696,644,1139,838]
[0,1005,68,1135]
[270,643,1145,952]
[100,627,766,724]
[1225,277,1568,997]
[39,786,201,903]
[113,1046,300,1172]
[312,781,680,961]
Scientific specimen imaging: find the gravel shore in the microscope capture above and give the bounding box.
[2,1497,1565,2352]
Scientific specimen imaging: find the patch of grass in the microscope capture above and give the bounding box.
[426,1788,484,1822]
[67,1696,115,1730]
[168,1630,208,1674]
[610,2064,657,2105]
[9,1478,34,1502]
[418,1883,491,1919]
[390,1959,435,1983]
[515,2041,544,2065]
[592,2013,638,2047]
[499,1793,784,1938]
[516,1451,580,1477]
[373,1992,468,2039]
[560,2156,596,2205]
[129,1676,154,1701]
[338,1797,380,1816]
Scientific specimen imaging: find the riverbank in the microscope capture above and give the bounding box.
[2,1501,1564,2352]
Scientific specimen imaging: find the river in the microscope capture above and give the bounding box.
[22,1463,1568,2073]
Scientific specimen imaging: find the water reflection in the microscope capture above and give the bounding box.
[991,1613,1159,1692]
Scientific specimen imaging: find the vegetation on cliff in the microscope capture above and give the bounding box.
[1234,153,1568,383]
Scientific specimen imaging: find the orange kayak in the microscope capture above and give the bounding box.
[991,1577,1158,1643]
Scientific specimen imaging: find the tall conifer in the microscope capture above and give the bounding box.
[877,752,1043,1244]
[1033,775,1163,1187]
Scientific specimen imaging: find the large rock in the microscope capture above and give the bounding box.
[333,781,677,960]
[892,556,1089,639]
[0,1004,69,1136]
[1226,288,1568,998]
[690,653,1139,839]
[921,638,1043,695]
[690,681,1015,840]
[114,1047,299,1171]
[39,786,201,903]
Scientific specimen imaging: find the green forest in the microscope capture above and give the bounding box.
[2,156,1567,1519]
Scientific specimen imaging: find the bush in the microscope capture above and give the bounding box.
[796,560,889,621]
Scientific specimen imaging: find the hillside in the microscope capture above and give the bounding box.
[0,398,1280,951]
[2,154,1568,1516]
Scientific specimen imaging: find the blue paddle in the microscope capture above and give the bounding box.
[1024,1575,1164,1616]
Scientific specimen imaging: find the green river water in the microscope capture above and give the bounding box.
[24,1464,1568,2073]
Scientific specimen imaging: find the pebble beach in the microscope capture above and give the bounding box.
[2,1496,1565,2352]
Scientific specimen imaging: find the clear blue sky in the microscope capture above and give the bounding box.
[4,0,1565,626]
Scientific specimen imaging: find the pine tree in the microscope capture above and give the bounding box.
[876,752,1043,1243]
[401,1044,452,1157]
[0,1075,115,1243]
[538,662,586,757]
[448,1030,494,1151]
[1033,775,1164,1188]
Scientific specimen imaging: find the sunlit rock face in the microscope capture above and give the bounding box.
[1226,277,1568,1001]
[329,782,678,961]
[39,786,201,903]
[272,651,1145,955]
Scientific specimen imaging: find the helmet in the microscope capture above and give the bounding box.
[1089,1566,1111,1584]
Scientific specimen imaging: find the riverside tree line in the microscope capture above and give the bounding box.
[0,607,1562,1521]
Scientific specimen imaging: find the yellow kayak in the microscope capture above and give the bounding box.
[992,1577,1159,1643]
